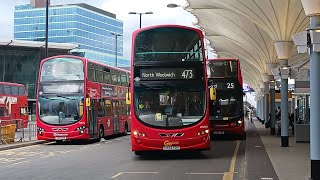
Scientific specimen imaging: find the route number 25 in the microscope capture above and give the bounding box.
[227,83,235,89]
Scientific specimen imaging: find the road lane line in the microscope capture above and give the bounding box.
[185,172,225,175]
[57,150,75,154]
[110,172,123,178]
[110,172,159,179]
[223,140,241,180]
[11,160,28,166]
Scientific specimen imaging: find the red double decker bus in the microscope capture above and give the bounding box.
[207,58,246,139]
[130,25,212,154]
[36,55,130,141]
[0,82,28,128]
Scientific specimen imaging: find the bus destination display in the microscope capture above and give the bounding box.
[140,68,195,80]
[208,80,237,90]
[40,83,84,94]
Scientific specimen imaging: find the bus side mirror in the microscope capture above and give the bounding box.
[209,87,216,101]
[86,98,91,107]
[126,92,131,105]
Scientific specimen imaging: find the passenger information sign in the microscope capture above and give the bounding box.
[140,68,195,80]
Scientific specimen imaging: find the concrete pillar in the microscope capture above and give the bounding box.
[260,96,265,123]
[266,64,278,135]
[274,41,293,147]
[257,98,260,119]
[280,59,289,147]
[265,93,269,126]
[270,79,276,135]
[306,95,310,124]
[301,0,320,176]
[300,1,320,176]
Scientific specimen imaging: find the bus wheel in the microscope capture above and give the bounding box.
[99,125,104,140]
[239,133,246,140]
[134,151,143,156]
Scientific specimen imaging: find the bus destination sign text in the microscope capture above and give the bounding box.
[140,68,195,80]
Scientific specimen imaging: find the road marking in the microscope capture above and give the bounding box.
[80,146,90,149]
[57,150,75,154]
[11,160,28,166]
[40,152,55,158]
[185,172,236,175]
[44,142,56,145]
[223,140,241,180]
[110,172,159,179]
[0,158,25,163]
[254,145,262,148]
[261,178,273,180]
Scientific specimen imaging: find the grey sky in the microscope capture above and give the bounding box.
[0,0,214,59]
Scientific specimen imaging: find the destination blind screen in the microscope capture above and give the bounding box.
[140,68,195,80]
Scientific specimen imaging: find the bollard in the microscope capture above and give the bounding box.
[22,120,25,140]
[29,122,31,141]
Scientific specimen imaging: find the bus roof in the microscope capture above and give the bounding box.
[132,24,203,38]
[0,82,25,87]
[207,58,239,62]
[40,55,130,74]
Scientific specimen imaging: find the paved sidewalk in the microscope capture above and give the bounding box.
[252,118,310,180]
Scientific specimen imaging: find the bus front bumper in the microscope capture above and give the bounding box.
[37,131,89,141]
[131,135,210,152]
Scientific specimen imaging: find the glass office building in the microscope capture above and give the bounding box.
[14,2,129,66]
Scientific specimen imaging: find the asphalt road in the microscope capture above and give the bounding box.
[0,121,278,180]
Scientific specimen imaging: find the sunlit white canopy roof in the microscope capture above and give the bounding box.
[185,0,310,89]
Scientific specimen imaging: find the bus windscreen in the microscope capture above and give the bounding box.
[207,60,238,78]
[134,85,205,128]
[40,58,84,82]
[134,27,203,62]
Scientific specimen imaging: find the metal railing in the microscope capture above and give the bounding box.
[0,119,37,145]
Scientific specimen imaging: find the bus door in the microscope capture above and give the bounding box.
[88,99,98,138]
[112,100,120,134]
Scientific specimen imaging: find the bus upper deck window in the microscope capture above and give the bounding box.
[3,85,11,95]
[18,87,25,95]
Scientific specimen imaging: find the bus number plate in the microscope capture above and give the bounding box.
[55,137,66,140]
[163,146,180,150]
[213,131,224,134]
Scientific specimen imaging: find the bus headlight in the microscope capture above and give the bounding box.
[76,126,86,131]
[236,120,242,126]
[196,130,209,136]
[133,131,146,138]
[37,127,45,135]
[76,126,86,135]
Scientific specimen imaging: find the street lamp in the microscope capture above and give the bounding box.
[110,32,122,67]
[128,11,153,28]
[45,0,49,58]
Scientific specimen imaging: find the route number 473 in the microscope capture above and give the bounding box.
[181,70,193,79]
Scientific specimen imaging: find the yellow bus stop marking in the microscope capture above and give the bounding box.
[223,140,241,180]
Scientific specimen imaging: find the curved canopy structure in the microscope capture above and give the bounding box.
[185,0,310,90]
